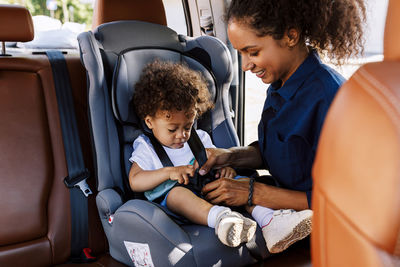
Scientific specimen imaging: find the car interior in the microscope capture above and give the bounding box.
[0,0,398,266]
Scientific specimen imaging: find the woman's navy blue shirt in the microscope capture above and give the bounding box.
[258,50,345,207]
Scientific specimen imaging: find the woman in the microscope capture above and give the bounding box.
[198,0,366,251]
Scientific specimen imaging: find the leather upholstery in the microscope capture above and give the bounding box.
[0,5,106,265]
[312,1,400,266]
[92,0,167,29]
[384,0,400,61]
[0,5,34,41]
[0,56,70,266]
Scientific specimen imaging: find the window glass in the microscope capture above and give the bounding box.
[244,0,388,145]
[1,0,94,49]
[162,0,187,35]
[0,0,93,27]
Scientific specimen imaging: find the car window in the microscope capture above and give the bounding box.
[163,0,187,35]
[1,0,187,48]
[0,0,93,49]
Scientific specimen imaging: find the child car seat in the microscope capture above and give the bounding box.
[78,20,268,266]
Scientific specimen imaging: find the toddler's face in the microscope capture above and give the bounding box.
[145,109,196,149]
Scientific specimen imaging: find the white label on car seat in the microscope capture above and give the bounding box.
[124,241,154,267]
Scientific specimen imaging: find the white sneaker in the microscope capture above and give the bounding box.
[232,211,257,243]
[263,209,313,253]
[215,210,257,247]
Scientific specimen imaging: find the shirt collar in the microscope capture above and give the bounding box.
[270,49,321,101]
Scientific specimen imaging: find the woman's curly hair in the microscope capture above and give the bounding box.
[227,0,366,64]
[133,60,213,119]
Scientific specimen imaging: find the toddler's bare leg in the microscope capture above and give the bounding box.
[166,186,212,225]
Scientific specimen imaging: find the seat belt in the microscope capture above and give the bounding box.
[187,127,208,167]
[45,51,95,262]
[144,131,174,167]
[144,127,216,192]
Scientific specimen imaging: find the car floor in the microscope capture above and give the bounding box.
[58,238,311,267]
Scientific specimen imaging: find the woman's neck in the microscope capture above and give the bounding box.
[281,44,309,86]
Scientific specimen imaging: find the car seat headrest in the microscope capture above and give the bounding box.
[95,20,183,55]
[0,4,34,42]
[384,0,400,61]
[112,49,217,125]
[92,0,167,29]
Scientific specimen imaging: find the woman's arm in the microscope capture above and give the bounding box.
[199,142,264,175]
[202,178,309,210]
[252,181,309,210]
[129,162,195,192]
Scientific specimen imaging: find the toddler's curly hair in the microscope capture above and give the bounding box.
[133,60,214,119]
[227,0,366,64]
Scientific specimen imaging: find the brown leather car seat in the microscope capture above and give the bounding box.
[0,4,101,266]
[0,5,72,266]
[92,0,166,29]
[312,0,400,266]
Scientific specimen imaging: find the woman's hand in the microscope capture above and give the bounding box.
[201,177,249,206]
[169,165,195,185]
[196,148,233,175]
[215,166,237,179]
[196,145,264,176]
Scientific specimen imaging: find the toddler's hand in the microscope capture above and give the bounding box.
[169,165,195,185]
[215,166,236,179]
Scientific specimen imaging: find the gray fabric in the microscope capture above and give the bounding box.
[98,194,267,267]
[78,20,267,266]
[96,189,123,218]
[98,197,197,266]
[78,31,123,191]
[96,20,183,54]
[181,35,239,147]
[213,119,241,149]
[182,224,267,266]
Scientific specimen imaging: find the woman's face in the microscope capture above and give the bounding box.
[227,20,297,85]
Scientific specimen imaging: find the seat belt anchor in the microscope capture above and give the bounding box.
[64,169,93,197]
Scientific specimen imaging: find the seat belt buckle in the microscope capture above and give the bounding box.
[64,169,93,197]
[75,178,93,197]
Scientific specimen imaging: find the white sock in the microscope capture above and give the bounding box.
[251,205,274,228]
[207,205,230,228]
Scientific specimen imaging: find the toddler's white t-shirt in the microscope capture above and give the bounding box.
[129,129,215,201]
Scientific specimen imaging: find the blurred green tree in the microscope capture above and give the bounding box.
[0,0,93,26]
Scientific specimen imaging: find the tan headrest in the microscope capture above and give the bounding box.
[92,0,167,29]
[0,5,34,42]
[384,0,400,61]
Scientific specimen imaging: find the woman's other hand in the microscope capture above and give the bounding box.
[201,177,249,206]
